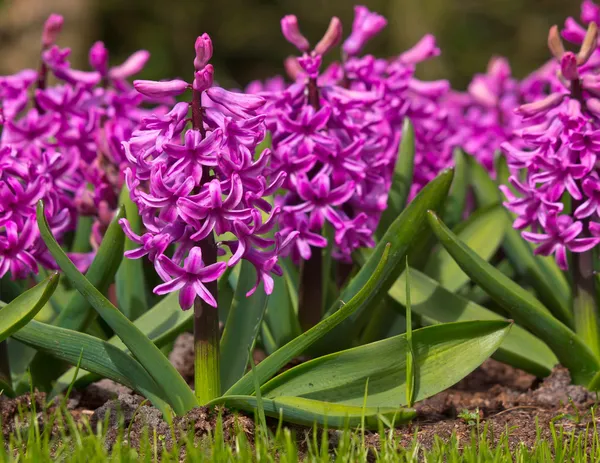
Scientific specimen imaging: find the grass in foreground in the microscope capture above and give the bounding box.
[1,402,600,462]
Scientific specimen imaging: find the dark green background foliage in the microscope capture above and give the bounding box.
[0,0,581,89]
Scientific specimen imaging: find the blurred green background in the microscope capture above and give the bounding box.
[0,0,580,89]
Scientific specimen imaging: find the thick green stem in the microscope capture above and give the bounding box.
[572,249,600,358]
[194,294,221,404]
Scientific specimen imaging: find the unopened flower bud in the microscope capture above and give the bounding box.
[134,79,189,98]
[193,64,214,91]
[194,34,213,71]
[109,50,150,80]
[42,14,64,48]
[515,92,566,117]
[578,22,598,65]
[314,17,343,55]
[548,25,565,60]
[89,41,109,75]
[582,0,600,24]
[342,6,387,56]
[281,15,310,52]
[560,52,579,81]
[284,56,303,80]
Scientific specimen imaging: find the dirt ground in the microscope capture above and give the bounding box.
[1,333,598,455]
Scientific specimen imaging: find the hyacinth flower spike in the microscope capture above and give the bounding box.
[502,21,600,357]
[124,33,295,403]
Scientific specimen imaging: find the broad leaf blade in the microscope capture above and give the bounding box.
[51,292,191,397]
[261,321,511,407]
[36,200,197,414]
[226,244,392,397]
[389,268,557,377]
[54,207,126,331]
[321,169,454,352]
[427,211,599,385]
[12,320,170,414]
[0,273,59,343]
[115,185,148,320]
[424,204,506,293]
[220,260,269,391]
[210,395,415,429]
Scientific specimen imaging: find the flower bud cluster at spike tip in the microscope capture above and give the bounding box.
[121,34,297,310]
[501,11,600,270]
[0,14,162,280]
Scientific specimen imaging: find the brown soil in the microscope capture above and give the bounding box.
[1,333,598,456]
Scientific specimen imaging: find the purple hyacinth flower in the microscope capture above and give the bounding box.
[522,213,600,269]
[154,247,227,309]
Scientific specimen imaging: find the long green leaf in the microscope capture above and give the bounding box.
[389,268,557,377]
[54,207,126,331]
[220,260,269,391]
[469,156,572,326]
[29,206,128,390]
[226,244,392,396]
[443,148,468,228]
[0,273,59,343]
[321,169,454,352]
[376,119,416,238]
[262,272,301,353]
[115,185,148,320]
[424,204,506,293]
[209,395,415,429]
[261,321,511,407]
[12,320,170,414]
[427,211,599,385]
[36,200,197,414]
[51,292,191,397]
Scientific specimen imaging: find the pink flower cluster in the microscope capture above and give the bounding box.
[0,15,157,279]
[121,34,296,310]
[501,2,600,269]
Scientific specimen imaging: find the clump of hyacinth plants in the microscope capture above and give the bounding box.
[0,8,518,430]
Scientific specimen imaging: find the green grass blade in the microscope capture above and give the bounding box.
[389,268,557,377]
[424,203,506,293]
[51,292,192,397]
[36,200,197,414]
[376,118,416,238]
[427,211,599,385]
[469,156,572,326]
[12,320,171,414]
[220,260,269,392]
[115,185,149,320]
[261,320,511,407]
[0,273,59,343]
[209,395,416,430]
[320,169,454,353]
[404,261,414,408]
[225,244,392,397]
